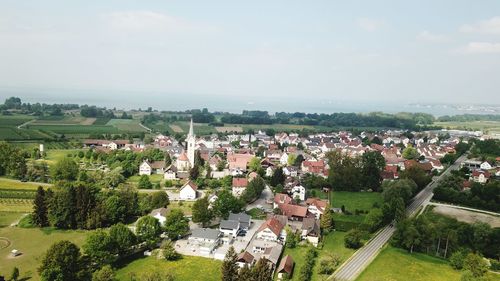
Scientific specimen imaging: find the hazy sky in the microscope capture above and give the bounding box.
[1,0,499,110]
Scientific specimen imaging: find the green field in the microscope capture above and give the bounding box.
[0,178,50,191]
[106,119,148,132]
[0,212,23,227]
[115,255,222,281]
[0,227,89,281]
[330,191,383,211]
[281,231,355,281]
[356,246,463,281]
[43,149,82,165]
[127,174,165,186]
[31,116,93,125]
[434,120,500,135]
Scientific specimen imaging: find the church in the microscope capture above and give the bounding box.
[176,119,196,171]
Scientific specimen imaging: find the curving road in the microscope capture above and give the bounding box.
[330,153,469,281]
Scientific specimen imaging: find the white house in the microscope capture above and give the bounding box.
[150,208,168,226]
[480,161,492,170]
[256,217,286,242]
[139,161,152,175]
[280,153,289,165]
[232,178,248,198]
[179,181,198,200]
[291,185,306,201]
[219,220,240,237]
[188,228,221,255]
[283,166,298,177]
[306,198,328,219]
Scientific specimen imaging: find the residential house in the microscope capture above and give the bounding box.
[279,204,309,221]
[283,166,298,177]
[305,198,328,219]
[150,207,168,226]
[179,181,198,200]
[163,165,177,180]
[219,220,240,237]
[188,228,221,255]
[232,178,249,197]
[291,185,306,201]
[480,161,492,170]
[301,160,327,177]
[277,255,295,280]
[301,218,321,247]
[236,251,255,268]
[256,217,286,241]
[471,170,491,184]
[280,153,289,165]
[227,153,254,172]
[139,160,166,175]
[228,212,252,231]
[274,193,292,209]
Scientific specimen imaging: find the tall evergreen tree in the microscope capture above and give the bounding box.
[221,246,239,281]
[251,258,273,281]
[32,186,49,227]
[238,264,252,281]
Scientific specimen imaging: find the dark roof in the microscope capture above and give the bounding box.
[220,220,240,230]
[277,255,294,275]
[228,212,251,228]
[190,228,220,240]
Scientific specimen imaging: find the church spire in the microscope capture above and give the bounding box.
[188,118,194,137]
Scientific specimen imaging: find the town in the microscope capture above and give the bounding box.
[0,98,499,281]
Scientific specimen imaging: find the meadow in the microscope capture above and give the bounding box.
[0,227,89,281]
[115,255,222,281]
[281,231,355,281]
[356,246,463,281]
[434,120,500,135]
[329,191,383,226]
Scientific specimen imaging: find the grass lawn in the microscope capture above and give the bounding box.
[0,227,89,281]
[43,149,82,165]
[0,177,51,191]
[434,120,500,135]
[330,191,383,211]
[0,212,23,227]
[246,208,267,220]
[168,201,194,216]
[356,246,462,281]
[280,231,354,281]
[127,174,164,186]
[106,119,148,132]
[115,255,222,281]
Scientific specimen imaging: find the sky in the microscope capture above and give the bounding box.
[0,0,499,112]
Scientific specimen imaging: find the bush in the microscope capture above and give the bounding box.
[450,250,467,270]
[18,214,34,228]
[344,228,364,249]
[298,248,318,281]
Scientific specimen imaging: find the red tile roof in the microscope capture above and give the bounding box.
[232,177,248,187]
[279,203,308,218]
[258,217,285,236]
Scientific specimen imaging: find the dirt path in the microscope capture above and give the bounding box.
[16,119,35,129]
[432,204,500,227]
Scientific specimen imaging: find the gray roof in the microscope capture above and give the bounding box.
[191,228,221,240]
[228,212,251,228]
[220,220,240,230]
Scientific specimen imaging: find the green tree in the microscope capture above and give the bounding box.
[450,250,467,270]
[285,228,300,248]
[82,229,116,268]
[251,257,273,281]
[32,186,49,227]
[109,223,136,256]
[189,165,200,180]
[213,190,244,219]
[105,195,126,223]
[150,191,169,209]
[191,197,213,227]
[102,167,125,189]
[402,146,420,160]
[320,208,333,233]
[364,208,383,232]
[270,167,285,187]
[160,240,180,261]
[361,151,385,191]
[51,157,79,181]
[344,228,364,249]
[287,154,297,166]
[164,209,189,240]
[136,216,162,248]
[38,240,89,281]
[92,265,116,281]
[463,253,488,278]
[238,264,252,281]
[138,175,153,189]
[221,246,239,281]
[248,157,262,172]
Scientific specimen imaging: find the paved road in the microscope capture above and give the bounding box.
[330,154,469,281]
[246,185,274,211]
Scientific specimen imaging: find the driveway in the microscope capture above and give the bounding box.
[246,185,273,211]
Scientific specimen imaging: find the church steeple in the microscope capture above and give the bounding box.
[188,118,194,137]
[186,118,196,168]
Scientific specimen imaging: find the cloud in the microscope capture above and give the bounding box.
[357,18,384,32]
[460,17,500,34]
[102,11,214,33]
[455,42,500,54]
[416,30,448,42]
